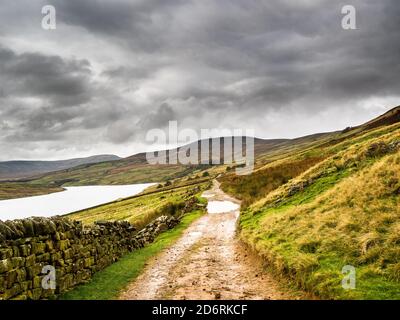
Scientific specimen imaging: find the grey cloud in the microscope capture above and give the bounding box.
[0,46,93,106]
[138,103,177,130]
[53,0,184,52]
[0,0,399,159]
[105,103,176,144]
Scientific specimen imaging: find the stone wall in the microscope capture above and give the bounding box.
[0,215,179,300]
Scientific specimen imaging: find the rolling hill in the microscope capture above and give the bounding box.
[1,106,399,201]
[0,154,121,180]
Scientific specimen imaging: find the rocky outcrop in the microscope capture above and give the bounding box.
[364,140,400,158]
[0,215,180,300]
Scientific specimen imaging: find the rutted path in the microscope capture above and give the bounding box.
[119,181,297,300]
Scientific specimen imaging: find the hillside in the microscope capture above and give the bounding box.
[0,154,121,180]
[19,136,332,189]
[0,138,275,190]
[0,183,64,200]
[219,105,400,299]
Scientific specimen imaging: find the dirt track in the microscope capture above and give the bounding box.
[119,181,299,300]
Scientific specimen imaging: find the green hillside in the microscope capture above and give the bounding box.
[0,182,64,200]
[219,107,400,299]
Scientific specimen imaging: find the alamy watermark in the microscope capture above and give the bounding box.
[40,4,356,31]
[41,5,56,30]
[341,5,357,30]
[42,265,56,290]
[341,265,356,290]
[145,121,254,175]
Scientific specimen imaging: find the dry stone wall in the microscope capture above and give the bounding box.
[0,215,179,300]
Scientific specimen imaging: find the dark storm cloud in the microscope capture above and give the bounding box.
[0,46,92,106]
[138,103,177,131]
[52,0,184,52]
[106,103,177,144]
[0,0,399,159]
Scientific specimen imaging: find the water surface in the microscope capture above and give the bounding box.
[0,184,154,221]
[207,200,240,214]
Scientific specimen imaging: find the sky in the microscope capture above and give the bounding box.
[0,0,399,160]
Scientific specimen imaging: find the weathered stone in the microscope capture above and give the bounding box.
[57,240,69,251]
[56,259,65,267]
[2,283,22,300]
[4,221,24,239]
[32,276,42,289]
[6,269,18,287]
[0,275,5,292]
[27,263,42,279]
[54,232,61,241]
[0,259,12,274]
[63,248,74,260]
[21,280,31,292]
[84,257,95,268]
[0,249,13,260]
[0,221,14,239]
[51,252,62,263]
[25,254,36,267]
[31,218,57,235]
[25,267,34,280]
[31,242,46,255]
[28,288,42,300]
[12,246,20,257]
[16,269,26,282]
[45,239,54,251]
[36,253,51,263]
[11,257,25,268]
[22,219,35,237]
[19,244,31,257]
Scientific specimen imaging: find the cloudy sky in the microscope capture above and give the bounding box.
[0,0,399,160]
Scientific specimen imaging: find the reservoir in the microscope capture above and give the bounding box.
[0,183,154,221]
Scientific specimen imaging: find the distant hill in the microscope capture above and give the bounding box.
[135,137,290,164]
[343,105,400,133]
[19,138,291,187]
[2,105,399,187]
[360,105,400,131]
[0,155,121,180]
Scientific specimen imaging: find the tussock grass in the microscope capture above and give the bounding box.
[219,156,325,207]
